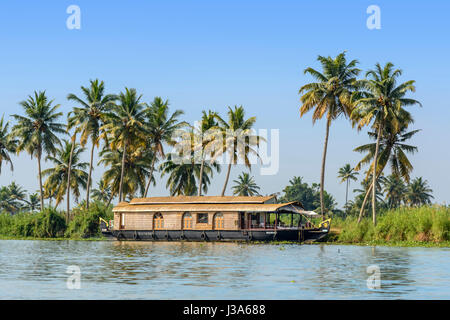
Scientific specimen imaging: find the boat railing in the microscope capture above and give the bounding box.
[246,224,314,231]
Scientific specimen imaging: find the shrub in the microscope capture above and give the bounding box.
[335,206,450,243]
[65,201,113,238]
[0,208,66,238]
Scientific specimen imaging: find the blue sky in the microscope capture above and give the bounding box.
[0,0,449,207]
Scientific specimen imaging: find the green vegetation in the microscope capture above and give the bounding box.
[0,52,443,248]
[0,201,112,239]
[330,206,449,244]
[232,172,261,196]
[279,176,337,213]
[65,201,113,238]
[0,208,66,238]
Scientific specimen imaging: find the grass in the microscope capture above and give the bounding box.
[328,205,450,246]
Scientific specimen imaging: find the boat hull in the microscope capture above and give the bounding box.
[105,229,329,242]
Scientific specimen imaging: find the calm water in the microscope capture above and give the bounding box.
[0,240,449,299]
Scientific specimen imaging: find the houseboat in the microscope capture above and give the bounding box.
[100,195,331,242]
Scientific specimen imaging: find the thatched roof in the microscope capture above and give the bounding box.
[129,195,277,205]
[113,197,312,215]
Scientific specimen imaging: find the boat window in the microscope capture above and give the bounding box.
[153,212,164,230]
[120,213,125,229]
[197,213,208,224]
[214,213,224,230]
[183,212,193,230]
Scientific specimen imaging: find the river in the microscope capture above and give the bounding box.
[0,240,448,299]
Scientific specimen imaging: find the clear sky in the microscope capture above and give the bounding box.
[0,0,449,208]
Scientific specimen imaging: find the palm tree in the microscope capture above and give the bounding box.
[67,79,116,209]
[196,110,220,196]
[213,106,262,196]
[0,186,16,213]
[0,182,27,213]
[42,139,89,208]
[352,174,386,211]
[12,91,65,209]
[174,111,221,196]
[232,172,260,196]
[352,62,421,225]
[354,120,418,182]
[299,52,360,217]
[337,164,359,207]
[99,147,154,202]
[406,177,434,207]
[91,178,112,203]
[23,193,41,212]
[383,175,407,209]
[160,153,220,196]
[101,88,147,202]
[143,97,185,197]
[7,181,27,203]
[354,121,419,221]
[0,115,18,174]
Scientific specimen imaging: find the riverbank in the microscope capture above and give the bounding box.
[0,205,448,247]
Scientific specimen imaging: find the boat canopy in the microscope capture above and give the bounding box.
[113,197,315,216]
[129,195,277,205]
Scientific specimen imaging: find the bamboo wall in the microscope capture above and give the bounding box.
[113,211,240,231]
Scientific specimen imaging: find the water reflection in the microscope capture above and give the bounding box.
[0,240,448,299]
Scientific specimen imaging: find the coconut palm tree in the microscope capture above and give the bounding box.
[67,79,116,209]
[337,164,359,208]
[0,182,27,213]
[0,115,18,174]
[0,186,16,213]
[352,174,386,211]
[406,177,434,207]
[99,147,154,202]
[101,88,147,202]
[196,110,220,196]
[174,111,221,196]
[354,119,418,181]
[7,181,27,203]
[143,97,186,197]
[12,91,66,209]
[352,62,421,225]
[383,175,407,209]
[299,52,360,217]
[213,106,262,196]
[232,172,260,196]
[42,139,89,207]
[160,153,220,196]
[23,193,41,212]
[354,113,418,222]
[91,178,112,203]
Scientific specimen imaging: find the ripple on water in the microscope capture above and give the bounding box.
[0,240,449,299]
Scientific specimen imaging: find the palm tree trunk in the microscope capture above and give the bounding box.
[319,119,331,219]
[37,150,44,210]
[371,125,383,226]
[118,140,127,202]
[197,152,205,196]
[85,142,95,209]
[143,156,157,197]
[221,154,233,196]
[107,191,115,208]
[66,135,76,222]
[345,179,349,206]
[357,180,373,223]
